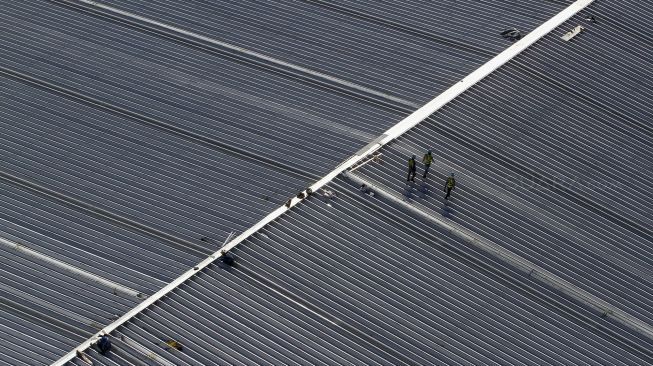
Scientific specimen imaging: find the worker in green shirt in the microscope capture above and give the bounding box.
[407,155,417,182]
[422,150,433,178]
[444,173,456,200]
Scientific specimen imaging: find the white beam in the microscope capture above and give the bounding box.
[53,0,594,364]
[0,236,144,299]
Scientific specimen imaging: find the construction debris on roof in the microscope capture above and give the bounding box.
[501,28,523,41]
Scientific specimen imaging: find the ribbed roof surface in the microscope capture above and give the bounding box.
[0,76,309,243]
[78,177,652,365]
[0,179,190,364]
[4,0,648,364]
[1,0,403,176]
[97,0,571,103]
[61,0,653,364]
[354,0,653,335]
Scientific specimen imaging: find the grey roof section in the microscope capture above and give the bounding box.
[88,0,572,103]
[0,179,188,363]
[0,0,415,363]
[80,177,652,365]
[0,76,309,243]
[1,1,408,177]
[0,308,81,366]
[354,0,653,330]
[62,0,653,364]
[0,0,438,363]
[3,0,648,364]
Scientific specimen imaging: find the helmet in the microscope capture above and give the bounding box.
[451,172,455,177]
[427,150,431,154]
[412,155,416,159]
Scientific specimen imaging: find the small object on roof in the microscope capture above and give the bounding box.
[561,25,585,41]
[76,350,93,365]
[221,249,235,266]
[97,335,112,355]
[360,184,375,197]
[372,153,382,163]
[164,339,183,351]
[306,187,313,196]
[500,28,522,41]
[585,14,597,23]
[296,191,306,199]
[200,236,210,242]
[285,198,292,208]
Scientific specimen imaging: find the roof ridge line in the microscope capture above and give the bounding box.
[53,0,596,363]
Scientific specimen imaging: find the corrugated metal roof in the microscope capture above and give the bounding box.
[56,0,653,364]
[92,0,572,103]
[0,76,311,243]
[353,0,653,333]
[82,177,651,365]
[3,0,650,364]
[1,1,408,176]
[0,0,414,362]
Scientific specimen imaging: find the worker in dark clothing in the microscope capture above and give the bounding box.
[407,155,417,182]
[97,335,112,355]
[422,150,433,178]
[444,172,456,199]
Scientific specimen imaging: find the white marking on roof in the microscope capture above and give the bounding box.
[561,25,586,41]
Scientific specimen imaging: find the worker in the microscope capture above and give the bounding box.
[165,339,183,351]
[97,335,112,355]
[444,172,456,200]
[407,155,417,182]
[422,150,433,178]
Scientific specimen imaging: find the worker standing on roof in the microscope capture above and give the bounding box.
[444,172,456,200]
[407,155,417,182]
[422,150,433,178]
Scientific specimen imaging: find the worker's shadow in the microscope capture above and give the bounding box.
[417,181,431,199]
[403,181,419,201]
[441,201,453,218]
